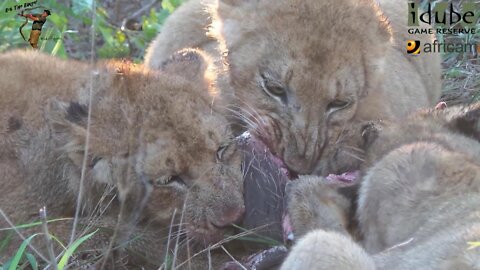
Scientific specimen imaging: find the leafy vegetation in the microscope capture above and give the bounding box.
[0,218,98,270]
[423,0,480,105]
[0,0,184,61]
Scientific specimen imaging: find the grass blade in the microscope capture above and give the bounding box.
[57,230,98,270]
[8,233,40,270]
[25,252,38,270]
[467,241,480,250]
[0,218,73,232]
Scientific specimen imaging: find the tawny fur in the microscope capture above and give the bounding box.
[285,176,353,239]
[283,103,480,269]
[0,50,243,268]
[144,0,219,69]
[284,121,371,240]
[148,0,439,175]
[145,0,442,174]
[281,230,375,270]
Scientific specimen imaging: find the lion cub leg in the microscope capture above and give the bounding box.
[285,175,355,239]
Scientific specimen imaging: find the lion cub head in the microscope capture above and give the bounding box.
[209,0,392,174]
[47,49,244,245]
[359,103,480,170]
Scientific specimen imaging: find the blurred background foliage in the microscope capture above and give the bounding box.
[420,0,479,104]
[0,0,184,61]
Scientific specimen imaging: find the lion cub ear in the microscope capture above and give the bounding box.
[445,102,480,141]
[358,1,393,44]
[45,98,88,145]
[160,48,213,83]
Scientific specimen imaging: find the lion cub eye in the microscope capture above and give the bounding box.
[326,99,351,115]
[216,145,228,161]
[154,175,186,187]
[217,142,237,162]
[264,83,286,97]
[260,73,287,103]
[89,156,102,168]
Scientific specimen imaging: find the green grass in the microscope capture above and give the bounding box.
[0,218,98,270]
[5,234,41,270]
[230,224,283,247]
[57,230,98,270]
[0,0,185,60]
[468,241,480,250]
[434,0,480,105]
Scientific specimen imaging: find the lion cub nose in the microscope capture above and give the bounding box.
[214,206,246,228]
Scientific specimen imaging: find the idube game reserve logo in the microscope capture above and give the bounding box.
[407,2,479,55]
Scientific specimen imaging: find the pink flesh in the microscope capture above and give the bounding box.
[326,170,360,183]
[247,133,295,243]
[249,132,361,242]
[282,213,294,242]
[254,136,293,242]
[242,132,291,244]
[250,133,292,179]
[435,101,447,110]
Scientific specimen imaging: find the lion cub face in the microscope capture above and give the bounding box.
[134,87,244,244]
[48,50,244,245]
[210,0,391,174]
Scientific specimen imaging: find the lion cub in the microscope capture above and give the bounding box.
[282,103,480,269]
[210,0,442,175]
[146,0,441,176]
[0,50,243,268]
